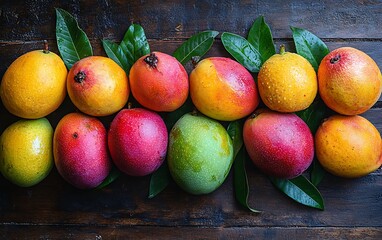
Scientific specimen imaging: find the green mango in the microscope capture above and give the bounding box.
[167,113,234,195]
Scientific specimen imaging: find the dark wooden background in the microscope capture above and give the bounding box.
[1,1,382,239]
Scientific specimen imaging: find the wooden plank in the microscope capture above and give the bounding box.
[1,2,382,238]
[1,168,381,227]
[1,1,382,41]
[1,225,381,239]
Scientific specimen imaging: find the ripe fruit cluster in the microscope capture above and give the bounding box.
[0,36,381,196]
[245,46,382,179]
[0,49,183,189]
[315,47,382,178]
[0,43,257,193]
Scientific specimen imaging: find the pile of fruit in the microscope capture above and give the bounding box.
[0,9,381,211]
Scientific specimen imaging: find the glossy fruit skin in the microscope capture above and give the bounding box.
[318,47,382,115]
[1,50,67,119]
[190,57,259,121]
[258,52,317,113]
[315,115,382,178]
[0,118,54,187]
[167,113,234,195]
[243,109,314,179]
[53,113,111,189]
[108,108,168,176]
[129,52,189,112]
[67,56,129,116]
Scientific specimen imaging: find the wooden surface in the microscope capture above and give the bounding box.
[1,1,382,239]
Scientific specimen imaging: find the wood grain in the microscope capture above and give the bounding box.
[1,0,382,41]
[1,1,382,239]
[1,167,381,227]
[1,226,381,240]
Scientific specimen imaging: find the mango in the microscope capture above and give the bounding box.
[167,113,234,195]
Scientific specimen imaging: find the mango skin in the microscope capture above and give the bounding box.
[318,47,382,115]
[243,109,314,179]
[167,113,234,195]
[1,50,67,119]
[0,118,53,187]
[258,52,317,113]
[53,113,111,189]
[315,115,382,178]
[108,108,168,176]
[67,56,129,117]
[129,52,189,112]
[190,57,259,121]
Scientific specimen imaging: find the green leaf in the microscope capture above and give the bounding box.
[291,26,330,71]
[233,148,261,213]
[101,24,149,74]
[164,97,194,132]
[221,32,262,72]
[296,97,328,134]
[148,162,171,198]
[95,165,121,190]
[296,97,328,187]
[270,175,324,210]
[55,8,93,69]
[247,16,276,62]
[310,159,326,186]
[227,121,260,213]
[173,30,219,65]
[102,39,130,72]
[119,24,150,71]
[227,120,244,158]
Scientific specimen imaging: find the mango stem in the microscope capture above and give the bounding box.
[279,44,286,55]
[43,40,50,54]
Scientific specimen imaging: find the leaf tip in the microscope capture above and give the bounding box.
[211,30,220,37]
[290,26,298,32]
[249,208,262,213]
[148,193,155,199]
